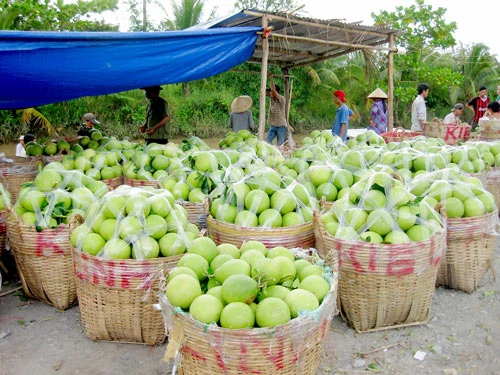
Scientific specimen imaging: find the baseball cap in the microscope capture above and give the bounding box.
[452,103,464,110]
[334,90,346,103]
[83,113,99,125]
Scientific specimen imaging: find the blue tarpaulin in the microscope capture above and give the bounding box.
[0,27,260,109]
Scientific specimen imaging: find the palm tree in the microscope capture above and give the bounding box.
[456,43,500,101]
[164,0,208,31]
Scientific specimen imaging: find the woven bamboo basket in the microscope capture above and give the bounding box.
[102,175,124,190]
[479,118,500,141]
[123,176,161,188]
[159,263,338,375]
[436,210,498,293]
[313,213,446,332]
[423,119,471,145]
[206,215,315,249]
[484,167,500,212]
[0,210,6,259]
[380,126,421,143]
[6,214,76,310]
[179,198,209,229]
[71,246,182,345]
[0,158,41,203]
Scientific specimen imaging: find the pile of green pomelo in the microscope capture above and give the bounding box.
[8,127,500,328]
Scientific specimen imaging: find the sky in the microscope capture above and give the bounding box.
[106,0,499,57]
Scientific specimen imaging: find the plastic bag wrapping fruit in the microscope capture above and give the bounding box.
[320,170,445,246]
[11,163,109,231]
[409,168,497,220]
[208,166,319,228]
[71,185,196,262]
[159,244,338,375]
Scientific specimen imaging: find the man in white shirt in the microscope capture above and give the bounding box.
[411,83,430,133]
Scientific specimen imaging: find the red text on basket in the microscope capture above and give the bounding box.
[339,245,441,276]
[444,126,470,142]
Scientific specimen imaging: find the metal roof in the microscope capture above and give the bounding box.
[192,9,404,69]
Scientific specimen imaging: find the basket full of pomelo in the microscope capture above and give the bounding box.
[6,163,109,310]
[70,185,199,345]
[410,169,499,293]
[314,171,446,332]
[159,241,337,374]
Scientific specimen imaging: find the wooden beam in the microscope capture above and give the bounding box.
[258,16,269,141]
[387,34,395,131]
[259,31,399,53]
[243,10,396,39]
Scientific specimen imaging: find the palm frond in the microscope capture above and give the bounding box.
[19,108,57,137]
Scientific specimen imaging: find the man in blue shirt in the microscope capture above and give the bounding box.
[332,90,350,142]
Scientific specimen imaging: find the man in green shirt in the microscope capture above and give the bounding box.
[140,86,170,144]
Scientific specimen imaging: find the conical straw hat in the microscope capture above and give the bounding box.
[231,95,253,113]
[367,88,388,99]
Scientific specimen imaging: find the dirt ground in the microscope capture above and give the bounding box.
[1,240,500,375]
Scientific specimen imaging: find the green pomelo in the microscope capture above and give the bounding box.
[255,297,291,327]
[221,274,258,304]
[177,253,209,281]
[166,274,202,310]
[187,236,218,263]
[284,289,319,318]
[189,294,224,324]
[298,275,330,302]
[219,302,255,329]
[159,232,186,257]
[214,259,251,284]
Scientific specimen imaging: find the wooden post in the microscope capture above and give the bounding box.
[258,16,269,141]
[387,33,395,132]
[282,67,290,122]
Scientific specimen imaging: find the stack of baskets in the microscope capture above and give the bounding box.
[314,213,446,332]
[6,213,77,310]
[423,119,471,145]
[436,209,498,293]
[380,126,421,143]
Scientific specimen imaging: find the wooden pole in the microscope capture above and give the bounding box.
[258,16,270,141]
[282,67,290,122]
[387,33,395,131]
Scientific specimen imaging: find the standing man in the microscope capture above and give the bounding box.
[265,74,288,146]
[410,83,430,133]
[140,86,170,144]
[466,86,490,130]
[331,90,350,142]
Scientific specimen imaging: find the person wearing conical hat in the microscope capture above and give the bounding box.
[228,95,255,133]
[367,88,388,135]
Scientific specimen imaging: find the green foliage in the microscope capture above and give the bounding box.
[233,0,298,12]
[163,0,207,30]
[0,0,119,31]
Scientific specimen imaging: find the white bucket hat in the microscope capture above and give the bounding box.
[231,95,253,113]
[367,88,388,99]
